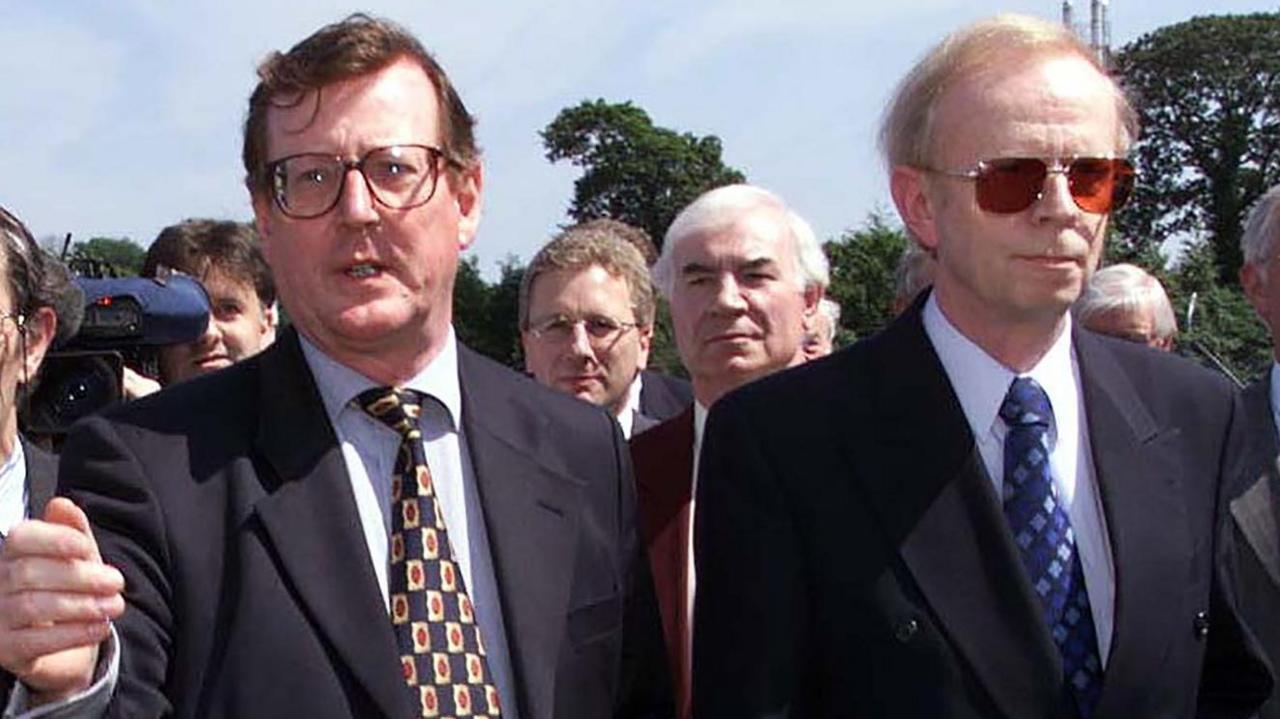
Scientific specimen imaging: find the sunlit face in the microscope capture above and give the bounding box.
[893,53,1122,342]
[158,269,273,384]
[521,265,651,415]
[251,58,481,382]
[667,207,819,405]
[1080,305,1164,348]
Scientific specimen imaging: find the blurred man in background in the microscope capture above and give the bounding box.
[1074,262,1176,350]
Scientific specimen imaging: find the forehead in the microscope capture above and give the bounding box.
[529,265,634,310]
[674,208,797,270]
[263,57,442,159]
[932,52,1121,161]
[202,267,262,305]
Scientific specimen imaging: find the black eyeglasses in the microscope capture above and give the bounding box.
[265,144,453,219]
[925,156,1135,214]
[526,314,640,347]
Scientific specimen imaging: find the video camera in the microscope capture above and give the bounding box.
[23,270,210,438]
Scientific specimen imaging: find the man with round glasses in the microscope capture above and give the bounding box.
[0,14,669,719]
[693,13,1270,718]
[519,223,660,438]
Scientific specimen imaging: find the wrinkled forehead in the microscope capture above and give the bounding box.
[263,59,443,159]
[674,207,799,271]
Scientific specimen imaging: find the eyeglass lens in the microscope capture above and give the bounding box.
[270,145,441,219]
[974,157,1134,215]
[534,316,631,344]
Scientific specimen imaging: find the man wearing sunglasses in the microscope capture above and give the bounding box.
[0,14,670,719]
[693,14,1271,719]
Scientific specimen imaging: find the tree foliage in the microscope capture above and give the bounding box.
[823,212,910,342]
[69,236,147,276]
[542,99,746,246]
[1113,13,1280,284]
[453,255,525,368]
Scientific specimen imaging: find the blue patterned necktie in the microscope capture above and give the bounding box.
[999,377,1102,718]
[356,387,502,718]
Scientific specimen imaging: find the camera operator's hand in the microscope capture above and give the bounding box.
[0,498,124,705]
[122,366,161,400]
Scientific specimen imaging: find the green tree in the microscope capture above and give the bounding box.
[823,212,910,341]
[452,255,526,368]
[542,99,746,246]
[70,236,146,276]
[1113,13,1280,284]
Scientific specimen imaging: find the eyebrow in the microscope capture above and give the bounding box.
[678,256,779,276]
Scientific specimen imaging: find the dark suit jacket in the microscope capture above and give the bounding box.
[1230,377,1280,719]
[58,329,670,719]
[630,407,695,718]
[0,437,60,701]
[693,301,1272,718]
[638,371,692,424]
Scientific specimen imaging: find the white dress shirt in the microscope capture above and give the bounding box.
[686,402,709,666]
[923,295,1116,665]
[619,372,645,439]
[1268,362,1280,444]
[0,439,26,542]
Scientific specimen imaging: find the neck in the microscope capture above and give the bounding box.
[302,326,450,387]
[933,291,1068,373]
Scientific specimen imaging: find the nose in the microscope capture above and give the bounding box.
[566,322,597,359]
[1031,168,1078,223]
[336,166,380,227]
[710,274,748,314]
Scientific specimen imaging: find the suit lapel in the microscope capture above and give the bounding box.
[458,348,581,719]
[1231,467,1280,589]
[1073,331,1188,714]
[251,331,407,719]
[856,304,1062,719]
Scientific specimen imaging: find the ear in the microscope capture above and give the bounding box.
[890,165,940,252]
[251,190,278,260]
[635,324,653,370]
[1241,262,1269,324]
[451,162,484,252]
[801,284,823,320]
[20,306,57,381]
[519,330,536,373]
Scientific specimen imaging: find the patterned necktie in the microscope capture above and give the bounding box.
[356,387,502,718]
[999,377,1102,718]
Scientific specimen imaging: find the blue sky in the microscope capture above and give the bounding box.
[1,1,1272,278]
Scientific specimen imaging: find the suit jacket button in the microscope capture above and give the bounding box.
[894,618,919,643]
[1193,611,1210,640]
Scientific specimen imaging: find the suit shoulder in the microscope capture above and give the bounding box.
[87,353,262,436]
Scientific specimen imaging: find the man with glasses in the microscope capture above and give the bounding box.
[693,14,1270,718]
[520,224,660,438]
[0,14,669,719]
[630,183,827,718]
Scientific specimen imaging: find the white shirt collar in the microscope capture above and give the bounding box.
[1269,362,1280,443]
[619,372,645,439]
[299,327,464,432]
[923,293,1077,444]
[0,438,27,534]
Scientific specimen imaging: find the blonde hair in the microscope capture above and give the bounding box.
[879,13,1138,171]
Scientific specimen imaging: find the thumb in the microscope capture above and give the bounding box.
[41,497,102,562]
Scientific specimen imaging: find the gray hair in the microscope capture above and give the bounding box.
[893,243,935,309]
[1074,263,1176,341]
[816,297,841,339]
[652,184,829,298]
[1241,184,1280,270]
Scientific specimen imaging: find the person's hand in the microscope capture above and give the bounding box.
[0,498,125,704]
[122,367,161,400]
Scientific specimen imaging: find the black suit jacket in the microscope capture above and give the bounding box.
[1229,377,1280,719]
[0,437,60,702]
[693,301,1272,718]
[638,371,692,424]
[58,329,669,719]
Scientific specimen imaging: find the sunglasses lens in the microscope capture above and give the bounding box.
[975,158,1047,213]
[1068,158,1133,213]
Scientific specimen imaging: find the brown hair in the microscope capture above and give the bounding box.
[519,223,657,330]
[242,13,478,195]
[142,219,275,307]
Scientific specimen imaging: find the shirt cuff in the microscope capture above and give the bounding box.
[3,624,119,719]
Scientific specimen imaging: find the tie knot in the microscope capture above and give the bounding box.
[354,387,423,438]
[999,376,1053,428]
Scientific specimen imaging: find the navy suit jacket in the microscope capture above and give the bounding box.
[694,299,1272,718]
[1229,377,1280,719]
[58,329,670,719]
[638,371,692,424]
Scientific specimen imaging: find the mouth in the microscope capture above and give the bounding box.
[194,355,231,370]
[344,261,385,279]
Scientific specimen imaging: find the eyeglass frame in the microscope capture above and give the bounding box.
[524,313,644,348]
[921,155,1136,215]
[264,144,462,220]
